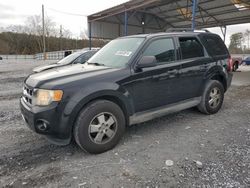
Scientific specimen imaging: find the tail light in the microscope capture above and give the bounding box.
[227,56,233,72]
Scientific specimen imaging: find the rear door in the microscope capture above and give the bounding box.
[199,34,230,69]
[177,36,211,100]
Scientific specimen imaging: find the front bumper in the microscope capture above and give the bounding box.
[20,97,72,143]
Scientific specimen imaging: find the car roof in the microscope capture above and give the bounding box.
[118,32,218,39]
[76,49,99,54]
[81,47,100,51]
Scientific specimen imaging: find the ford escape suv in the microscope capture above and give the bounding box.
[20,31,233,154]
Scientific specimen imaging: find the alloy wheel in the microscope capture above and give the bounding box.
[208,87,221,108]
[88,112,117,144]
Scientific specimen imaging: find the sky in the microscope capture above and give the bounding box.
[0,0,128,37]
[0,0,250,46]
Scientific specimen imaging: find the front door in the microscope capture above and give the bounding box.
[129,37,182,113]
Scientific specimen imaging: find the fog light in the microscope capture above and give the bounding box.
[36,120,49,131]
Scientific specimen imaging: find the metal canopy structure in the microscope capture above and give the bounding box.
[87,0,250,44]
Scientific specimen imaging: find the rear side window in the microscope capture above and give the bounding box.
[142,38,175,64]
[179,37,204,59]
[201,35,228,56]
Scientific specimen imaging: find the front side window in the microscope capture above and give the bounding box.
[142,38,175,64]
[88,38,145,68]
[179,37,204,59]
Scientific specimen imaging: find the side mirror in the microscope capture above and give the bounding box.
[136,56,157,69]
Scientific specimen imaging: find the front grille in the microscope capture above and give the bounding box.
[22,85,34,106]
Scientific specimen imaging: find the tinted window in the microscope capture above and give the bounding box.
[179,37,204,59]
[202,35,228,56]
[142,38,175,63]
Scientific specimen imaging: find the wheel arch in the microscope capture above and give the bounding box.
[205,66,228,92]
[64,89,134,137]
[234,60,239,64]
[210,74,227,91]
[86,95,131,126]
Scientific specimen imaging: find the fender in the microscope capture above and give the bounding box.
[205,65,224,78]
[203,65,228,90]
[63,82,134,129]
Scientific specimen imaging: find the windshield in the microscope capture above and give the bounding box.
[88,37,145,68]
[57,52,82,65]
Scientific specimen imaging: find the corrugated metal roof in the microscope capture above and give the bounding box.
[88,0,250,39]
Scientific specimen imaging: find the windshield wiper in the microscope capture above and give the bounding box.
[88,62,106,66]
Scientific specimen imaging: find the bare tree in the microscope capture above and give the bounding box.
[6,25,28,33]
[0,14,91,54]
[25,15,57,51]
[80,28,88,39]
[244,29,250,50]
[25,15,57,36]
[62,28,72,39]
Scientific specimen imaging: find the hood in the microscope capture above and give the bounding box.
[26,64,116,88]
[33,63,61,73]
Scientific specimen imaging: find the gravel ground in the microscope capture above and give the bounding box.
[0,60,249,188]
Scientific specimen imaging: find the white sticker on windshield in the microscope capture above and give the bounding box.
[115,51,132,57]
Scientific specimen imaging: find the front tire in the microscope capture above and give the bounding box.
[74,100,125,154]
[198,80,224,114]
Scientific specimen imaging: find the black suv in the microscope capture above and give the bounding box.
[20,32,233,153]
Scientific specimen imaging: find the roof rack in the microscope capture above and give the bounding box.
[166,28,210,33]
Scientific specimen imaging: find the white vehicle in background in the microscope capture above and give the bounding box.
[33,48,100,73]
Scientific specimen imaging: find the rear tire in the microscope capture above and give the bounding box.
[198,80,224,114]
[233,63,238,72]
[74,100,125,154]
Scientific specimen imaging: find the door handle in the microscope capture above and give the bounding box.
[200,64,209,70]
[167,69,178,74]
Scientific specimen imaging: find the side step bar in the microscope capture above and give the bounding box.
[129,97,201,125]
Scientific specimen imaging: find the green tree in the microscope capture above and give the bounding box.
[244,29,250,50]
[229,32,244,54]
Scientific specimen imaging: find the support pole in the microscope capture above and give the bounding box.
[191,0,198,31]
[223,26,227,42]
[118,24,121,37]
[60,25,62,51]
[124,11,128,36]
[75,37,78,49]
[220,26,227,42]
[88,22,92,50]
[42,4,46,60]
[142,14,145,34]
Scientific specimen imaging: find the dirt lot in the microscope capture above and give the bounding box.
[0,60,249,188]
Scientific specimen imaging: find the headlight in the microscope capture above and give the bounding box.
[34,89,63,106]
